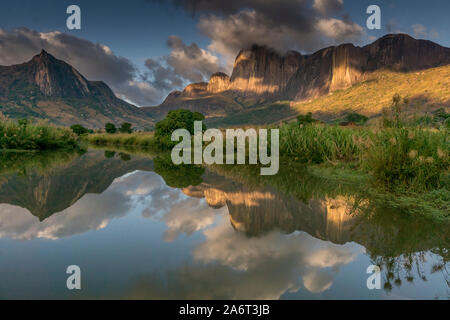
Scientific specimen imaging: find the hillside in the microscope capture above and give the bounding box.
[145,34,450,126]
[0,50,154,129]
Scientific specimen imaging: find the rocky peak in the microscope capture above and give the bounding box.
[28,49,91,98]
[207,72,230,93]
[228,45,304,96]
[182,82,208,97]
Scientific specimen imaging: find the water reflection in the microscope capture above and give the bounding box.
[0,149,448,299]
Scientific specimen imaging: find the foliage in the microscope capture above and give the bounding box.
[154,109,205,149]
[0,119,80,150]
[105,122,117,134]
[119,122,133,133]
[296,112,317,125]
[363,127,449,191]
[70,124,90,136]
[279,123,367,163]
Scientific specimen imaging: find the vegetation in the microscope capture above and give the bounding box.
[105,122,117,134]
[0,119,80,150]
[154,109,205,149]
[70,124,92,136]
[154,155,204,188]
[87,132,156,148]
[119,122,133,133]
[296,112,317,125]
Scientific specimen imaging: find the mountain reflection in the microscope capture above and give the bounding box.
[0,149,448,298]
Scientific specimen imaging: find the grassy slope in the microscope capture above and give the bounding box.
[290,66,450,122]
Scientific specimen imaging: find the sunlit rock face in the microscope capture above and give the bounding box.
[207,72,230,94]
[229,45,304,96]
[287,34,450,100]
[150,34,450,121]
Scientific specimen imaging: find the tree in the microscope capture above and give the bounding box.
[119,122,132,133]
[105,123,117,134]
[154,109,205,148]
[296,112,316,125]
[70,124,89,136]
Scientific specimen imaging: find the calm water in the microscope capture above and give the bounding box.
[0,149,448,299]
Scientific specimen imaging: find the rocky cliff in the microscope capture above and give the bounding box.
[147,34,450,122]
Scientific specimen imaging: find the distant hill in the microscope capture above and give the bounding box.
[0,50,153,129]
[144,34,450,126]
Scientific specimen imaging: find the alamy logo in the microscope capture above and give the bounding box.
[66,265,81,290]
[366,265,381,290]
[66,5,81,30]
[171,121,279,175]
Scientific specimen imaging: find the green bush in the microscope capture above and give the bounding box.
[105,123,117,134]
[154,109,205,149]
[296,112,317,125]
[0,119,80,150]
[119,122,132,133]
[70,124,89,136]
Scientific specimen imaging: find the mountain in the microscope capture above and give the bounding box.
[0,50,153,128]
[0,150,154,220]
[145,34,450,125]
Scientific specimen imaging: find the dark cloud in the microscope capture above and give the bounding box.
[164,0,364,67]
[0,28,162,106]
[144,35,224,91]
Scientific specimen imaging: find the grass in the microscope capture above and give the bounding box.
[87,132,157,148]
[0,119,80,150]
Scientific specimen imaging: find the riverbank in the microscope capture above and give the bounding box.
[87,123,449,221]
[0,119,81,150]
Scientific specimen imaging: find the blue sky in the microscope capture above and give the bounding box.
[0,0,449,105]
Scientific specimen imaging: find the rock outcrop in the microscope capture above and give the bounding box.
[146,34,450,121]
[207,72,231,93]
[228,45,304,96]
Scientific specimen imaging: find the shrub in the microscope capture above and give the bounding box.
[0,119,80,150]
[105,123,117,134]
[154,109,205,149]
[296,112,317,125]
[119,122,133,133]
[70,124,89,136]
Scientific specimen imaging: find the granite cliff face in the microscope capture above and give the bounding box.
[147,34,450,122]
[228,46,304,96]
[0,50,153,128]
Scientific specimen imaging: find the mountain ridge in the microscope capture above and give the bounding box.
[144,34,450,124]
[0,50,154,129]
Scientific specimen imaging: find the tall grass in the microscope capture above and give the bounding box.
[87,132,157,148]
[363,127,449,190]
[279,123,449,191]
[279,123,369,163]
[0,119,80,150]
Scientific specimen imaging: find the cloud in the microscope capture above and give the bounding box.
[411,24,439,39]
[0,28,162,105]
[144,36,224,92]
[313,0,344,15]
[167,0,364,68]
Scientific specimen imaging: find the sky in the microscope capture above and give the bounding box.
[0,0,449,106]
